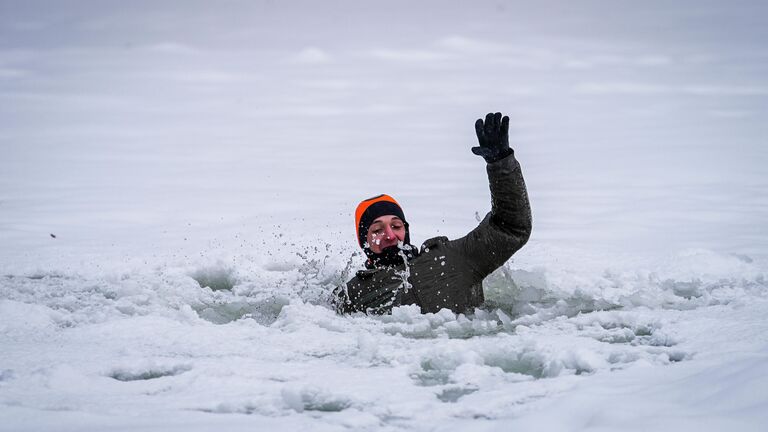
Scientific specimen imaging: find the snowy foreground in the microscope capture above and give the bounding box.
[2,244,767,431]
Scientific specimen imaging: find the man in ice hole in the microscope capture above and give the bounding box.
[333,112,532,315]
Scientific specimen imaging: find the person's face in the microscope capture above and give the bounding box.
[366,215,406,253]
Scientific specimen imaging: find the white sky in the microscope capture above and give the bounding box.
[1,0,767,257]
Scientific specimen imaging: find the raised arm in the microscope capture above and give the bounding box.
[456,112,532,277]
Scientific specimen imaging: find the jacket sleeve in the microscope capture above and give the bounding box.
[452,152,532,278]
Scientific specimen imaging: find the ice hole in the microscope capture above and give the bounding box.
[190,266,237,291]
[194,296,290,325]
[437,387,478,403]
[108,364,191,381]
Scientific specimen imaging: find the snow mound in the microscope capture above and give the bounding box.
[281,385,352,412]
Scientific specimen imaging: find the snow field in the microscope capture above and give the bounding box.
[1,244,766,430]
[2,1,768,429]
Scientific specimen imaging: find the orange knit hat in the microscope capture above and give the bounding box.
[354,194,407,248]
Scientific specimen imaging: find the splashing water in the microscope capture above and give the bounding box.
[396,241,414,294]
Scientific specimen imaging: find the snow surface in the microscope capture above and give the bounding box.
[1,1,768,431]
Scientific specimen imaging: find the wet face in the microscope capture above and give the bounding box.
[366,215,406,253]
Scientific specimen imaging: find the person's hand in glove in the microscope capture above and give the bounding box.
[472,112,514,163]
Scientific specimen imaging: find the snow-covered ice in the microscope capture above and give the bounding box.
[2,249,767,431]
[1,1,767,431]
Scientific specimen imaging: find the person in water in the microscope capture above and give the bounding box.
[333,112,532,315]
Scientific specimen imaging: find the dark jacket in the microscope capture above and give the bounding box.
[335,153,531,314]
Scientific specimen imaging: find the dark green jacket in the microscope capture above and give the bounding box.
[335,153,531,314]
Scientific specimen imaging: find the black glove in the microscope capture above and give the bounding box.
[472,112,513,163]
